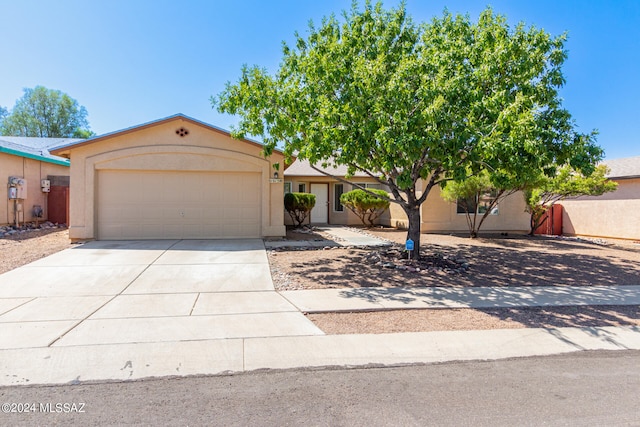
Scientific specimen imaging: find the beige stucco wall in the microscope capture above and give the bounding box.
[56,117,285,240]
[420,185,530,234]
[0,152,69,225]
[561,177,640,240]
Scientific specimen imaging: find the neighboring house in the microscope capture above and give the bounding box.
[50,114,286,241]
[284,158,531,233]
[0,136,75,226]
[561,156,640,240]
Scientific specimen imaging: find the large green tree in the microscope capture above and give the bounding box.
[1,86,93,138]
[214,2,602,257]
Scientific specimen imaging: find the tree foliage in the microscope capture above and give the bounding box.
[524,164,617,235]
[440,171,518,238]
[0,106,7,126]
[214,2,602,257]
[340,188,390,227]
[284,192,316,227]
[1,86,93,138]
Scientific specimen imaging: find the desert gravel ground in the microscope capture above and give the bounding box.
[270,227,640,333]
[269,228,640,290]
[0,228,72,274]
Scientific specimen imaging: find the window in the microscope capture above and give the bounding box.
[284,182,292,194]
[352,183,384,190]
[334,183,344,212]
[456,191,499,215]
[298,183,306,193]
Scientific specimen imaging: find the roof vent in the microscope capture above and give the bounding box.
[175,127,189,137]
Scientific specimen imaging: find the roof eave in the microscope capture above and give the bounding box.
[50,114,285,157]
[0,146,70,166]
[608,175,640,180]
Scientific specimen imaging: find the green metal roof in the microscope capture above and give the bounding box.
[0,145,70,166]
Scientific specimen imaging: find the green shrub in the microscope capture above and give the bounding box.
[284,192,316,227]
[340,188,390,227]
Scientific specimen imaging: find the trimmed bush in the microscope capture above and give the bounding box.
[340,188,390,227]
[284,192,316,227]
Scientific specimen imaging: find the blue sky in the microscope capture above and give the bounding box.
[1,0,638,159]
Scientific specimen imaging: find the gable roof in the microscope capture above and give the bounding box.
[603,155,640,179]
[283,158,377,178]
[0,136,75,166]
[50,114,284,156]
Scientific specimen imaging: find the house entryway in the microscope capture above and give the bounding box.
[310,183,328,223]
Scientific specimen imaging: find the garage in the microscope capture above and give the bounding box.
[49,114,286,241]
[97,170,261,239]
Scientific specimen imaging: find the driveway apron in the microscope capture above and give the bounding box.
[0,239,323,350]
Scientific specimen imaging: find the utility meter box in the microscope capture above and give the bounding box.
[41,179,51,193]
[8,187,18,199]
[9,177,27,199]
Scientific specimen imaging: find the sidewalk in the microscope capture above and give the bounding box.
[265,226,391,249]
[2,283,639,386]
[280,285,640,312]
[2,326,639,385]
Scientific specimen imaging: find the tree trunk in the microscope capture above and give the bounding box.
[404,205,421,259]
[528,213,536,236]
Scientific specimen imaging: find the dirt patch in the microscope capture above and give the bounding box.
[308,305,640,334]
[0,227,71,274]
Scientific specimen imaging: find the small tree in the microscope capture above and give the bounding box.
[284,192,316,227]
[340,188,390,227]
[440,172,518,238]
[524,164,617,235]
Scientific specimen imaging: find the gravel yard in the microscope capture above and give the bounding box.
[270,226,640,333]
[0,226,72,274]
[269,228,640,290]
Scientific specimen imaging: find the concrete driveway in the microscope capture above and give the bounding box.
[0,239,323,350]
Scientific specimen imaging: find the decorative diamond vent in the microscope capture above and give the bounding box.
[175,127,189,137]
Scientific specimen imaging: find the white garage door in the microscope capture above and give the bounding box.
[97,170,261,239]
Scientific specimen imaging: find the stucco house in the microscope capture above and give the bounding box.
[284,158,531,233]
[561,156,640,240]
[50,114,286,241]
[0,136,74,226]
[283,159,389,225]
[419,184,530,234]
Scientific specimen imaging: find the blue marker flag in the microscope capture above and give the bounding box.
[405,239,414,251]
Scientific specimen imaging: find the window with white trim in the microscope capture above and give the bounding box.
[284,182,292,194]
[352,183,383,190]
[456,191,499,215]
[298,183,306,192]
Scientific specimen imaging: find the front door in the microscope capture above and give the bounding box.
[310,183,328,223]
